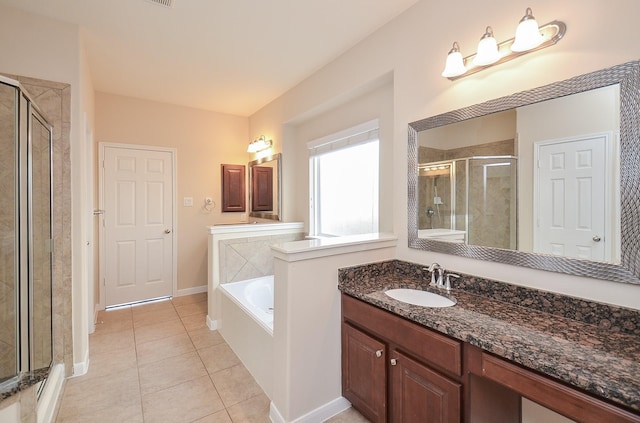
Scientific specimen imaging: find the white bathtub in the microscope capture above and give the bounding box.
[218,275,275,398]
[219,275,274,334]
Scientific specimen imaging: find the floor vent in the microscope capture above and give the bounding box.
[145,0,175,8]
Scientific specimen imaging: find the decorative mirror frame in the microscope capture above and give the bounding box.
[249,153,282,221]
[408,60,640,285]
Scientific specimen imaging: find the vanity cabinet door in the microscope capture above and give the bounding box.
[390,349,461,423]
[342,322,387,423]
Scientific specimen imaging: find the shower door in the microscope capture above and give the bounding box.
[0,81,18,388]
[0,77,54,395]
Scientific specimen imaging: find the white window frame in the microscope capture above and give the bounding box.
[308,119,380,237]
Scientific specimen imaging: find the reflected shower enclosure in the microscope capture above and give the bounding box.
[418,156,517,249]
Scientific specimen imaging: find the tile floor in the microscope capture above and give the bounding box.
[53,293,368,423]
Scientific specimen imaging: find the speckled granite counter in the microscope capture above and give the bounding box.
[338,260,640,413]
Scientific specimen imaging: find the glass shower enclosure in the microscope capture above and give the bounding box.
[418,156,518,249]
[0,75,53,393]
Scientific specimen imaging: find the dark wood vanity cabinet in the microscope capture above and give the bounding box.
[342,294,463,423]
[342,293,640,423]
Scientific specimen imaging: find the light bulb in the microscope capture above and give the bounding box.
[441,42,467,78]
[511,7,544,52]
[473,27,501,66]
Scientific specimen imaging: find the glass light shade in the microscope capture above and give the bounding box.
[442,50,466,78]
[473,29,501,66]
[511,16,544,52]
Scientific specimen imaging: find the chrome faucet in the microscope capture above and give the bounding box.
[426,263,444,288]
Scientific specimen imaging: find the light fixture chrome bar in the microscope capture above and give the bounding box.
[446,20,566,81]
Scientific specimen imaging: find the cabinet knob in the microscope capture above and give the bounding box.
[375,350,383,358]
[390,358,397,366]
[593,235,601,242]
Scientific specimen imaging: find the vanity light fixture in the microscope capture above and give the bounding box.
[247,135,273,153]
[441,7,566,81]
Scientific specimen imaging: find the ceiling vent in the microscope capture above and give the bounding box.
[145,0,175,8]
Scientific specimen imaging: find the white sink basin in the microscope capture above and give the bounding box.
[385,289,456,308]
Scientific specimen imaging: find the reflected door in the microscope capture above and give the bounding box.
[103,146,174,306]
[535,134,609,260]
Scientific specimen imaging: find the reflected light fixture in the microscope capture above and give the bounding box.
[441,7,566,81]
[247,135,272,153]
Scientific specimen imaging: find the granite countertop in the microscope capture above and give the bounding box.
[338,260,640,413]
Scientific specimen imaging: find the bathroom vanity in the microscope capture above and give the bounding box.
[339,260,640,423]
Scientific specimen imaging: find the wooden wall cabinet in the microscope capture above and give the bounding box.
[221,164,245,212]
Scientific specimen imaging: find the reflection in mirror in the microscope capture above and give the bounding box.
[408,61,640,284]
[417,85,620,264]
[249,153,281,221]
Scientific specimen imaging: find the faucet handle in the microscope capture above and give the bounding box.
[444,273,460,291]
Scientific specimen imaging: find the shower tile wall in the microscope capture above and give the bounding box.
[219,233,305,284]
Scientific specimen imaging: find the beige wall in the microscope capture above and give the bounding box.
[95,92,249,293]
[249,0,640,311]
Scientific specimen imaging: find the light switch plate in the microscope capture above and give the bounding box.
[183,197,193,207]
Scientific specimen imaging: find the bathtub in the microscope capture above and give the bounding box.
[219,275,274,334]
[218,275,275,398]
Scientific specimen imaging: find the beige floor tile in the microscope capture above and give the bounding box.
[131,298,175,316]
[188,328,226,350]
[226,393,271,423]
[136,332,195,365]
[138,351,208,396]
[55,400,144,423]
[142,375,225,423]
[80,343,138,381]
[172,292,207,306]
[133,306,180,328]
[96,306,132,323]
[192,409,233,423]
[324,407,370,422]
[56,367,141,421]
[181,312,209,331]
[89,327,135,355]
[198,342,241,374]
[175,299,208,317]
[134,318,186,344]
[211,364,264,408]
[92,315,134,335]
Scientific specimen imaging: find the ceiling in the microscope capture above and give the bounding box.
[0,0,418,116]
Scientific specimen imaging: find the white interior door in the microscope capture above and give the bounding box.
[102,145,175,307]
[534,134,610,261]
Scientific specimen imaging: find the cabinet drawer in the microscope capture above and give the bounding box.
[342,294,462,376]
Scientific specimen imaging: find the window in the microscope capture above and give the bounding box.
[308,120,379,237]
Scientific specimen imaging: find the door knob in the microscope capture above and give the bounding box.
[164,229,172,234]
[592,235,601,242]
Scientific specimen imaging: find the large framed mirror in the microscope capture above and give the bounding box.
[408,60,640,285]
[249,153,281,221]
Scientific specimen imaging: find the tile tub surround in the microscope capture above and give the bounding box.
[338,260,640,413]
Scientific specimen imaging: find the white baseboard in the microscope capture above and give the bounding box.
[269,397,351,423]
[176,285,207,297]
[72,349,90,377]
[206,315,218,330]
[37,363,65,423]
